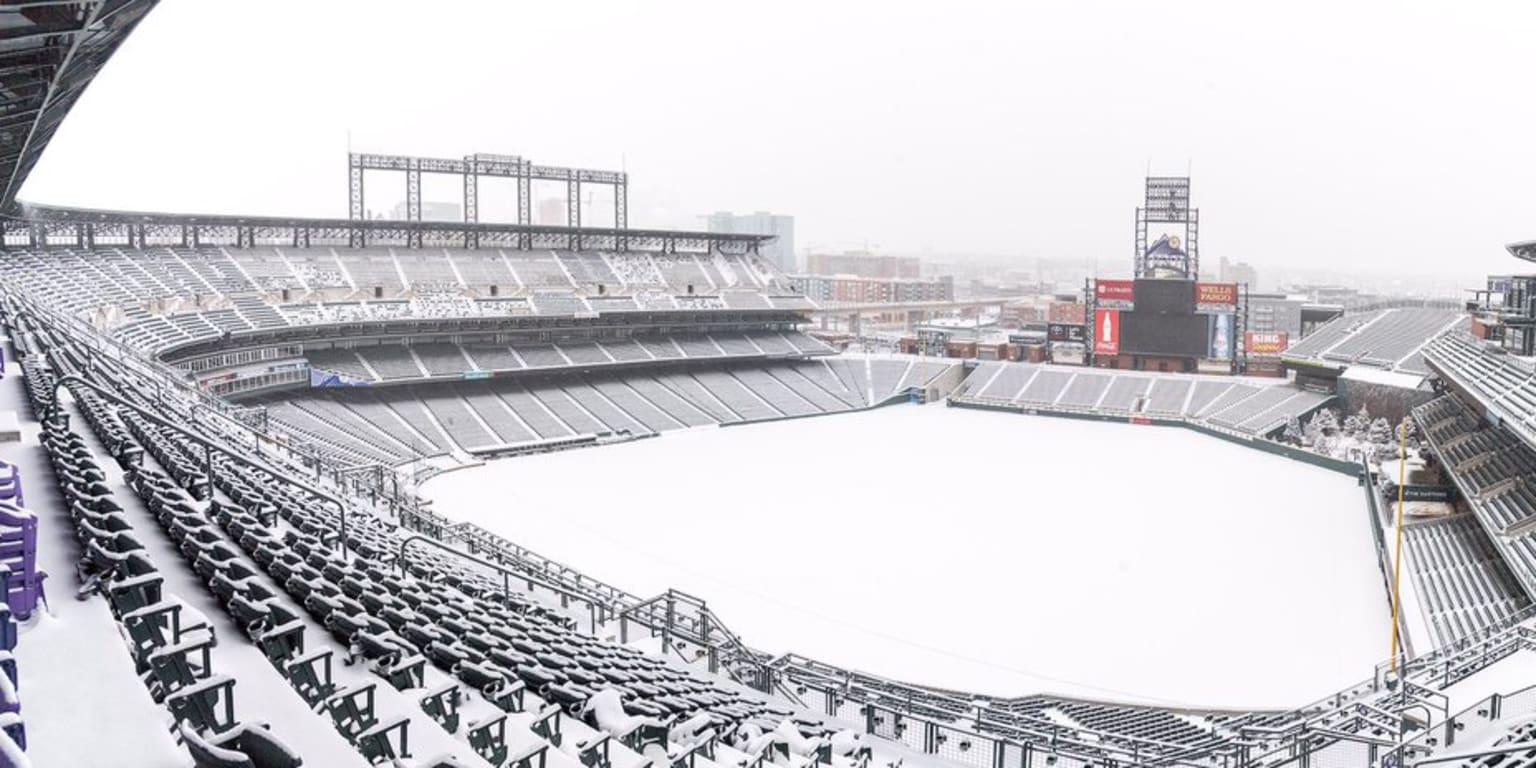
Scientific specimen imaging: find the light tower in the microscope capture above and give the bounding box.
[1134,176,1199,278]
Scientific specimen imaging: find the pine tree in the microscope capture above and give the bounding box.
[1368,417,1393,446]
[1302,414,1322,447]
[1343,413,1363,437]
[1283,414,1304,445]
[1314,408,1340,435]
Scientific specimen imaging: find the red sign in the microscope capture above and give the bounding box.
[1093,309,1120,355]
[1196,282,1238,307]
[1245,331,1289,355]
[1095,279,1135,308]
[196,371,237,388]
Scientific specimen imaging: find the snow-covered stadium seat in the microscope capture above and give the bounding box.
[182,722,304,768]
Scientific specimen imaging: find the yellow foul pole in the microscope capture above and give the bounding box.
[1388,421,1409,673]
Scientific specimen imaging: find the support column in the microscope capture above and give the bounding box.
[463,163,479,249]
[463,168,478,223]
[348,154,365,248]
[406,158,422,249]
[615,177,628,229]
[517,162,532,249]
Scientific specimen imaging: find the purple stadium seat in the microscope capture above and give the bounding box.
[0,504,46,621]
[0,464,19,508]
[0,713,24,762]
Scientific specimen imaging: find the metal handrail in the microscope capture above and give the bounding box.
[449,521,642,609]
[396,534,615,633]
[45,373,355,557]
[1386,681,1536,766]
[1411,740,1536,767]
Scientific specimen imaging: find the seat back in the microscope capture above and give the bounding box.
[181,724,253,768]
[168,675,238,735]
[148,645,202,696]
[286,649,336,707]
[223,725,304,768]
[532,705,563,747]
[419,683,461,733]
[467,713,509,766]
[324,684,378,739]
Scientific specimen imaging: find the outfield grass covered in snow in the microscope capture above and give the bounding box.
[425,403,1391,709]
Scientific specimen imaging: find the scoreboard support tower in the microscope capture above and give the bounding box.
[1135,177,1199,279]
[347,151,629,250]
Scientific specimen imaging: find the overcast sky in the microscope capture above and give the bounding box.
[21,0,1536,280]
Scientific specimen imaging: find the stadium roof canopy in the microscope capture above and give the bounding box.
[1508,240,1536,264]
[0,0,157,208]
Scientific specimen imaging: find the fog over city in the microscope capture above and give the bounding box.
[23,0,1536,284]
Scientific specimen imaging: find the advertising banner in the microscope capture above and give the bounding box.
[1403,485,1454,503]
[1207,312,1233,360]
[1093,309,1120,355]
[1094,279,1135,310]
[1245,331,1290,356]
[196,371,236,390]
[310,368,371,388]
[1195,282,1238,313]
[1047,322,1086,343]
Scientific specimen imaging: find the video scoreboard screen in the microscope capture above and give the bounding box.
[1131,278,1195,314]
[1120,312,1208,356]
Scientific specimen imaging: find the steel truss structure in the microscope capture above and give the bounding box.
[0,203,765,254]
[1134,176,1200,279]
[0,0,159,207]
[348,151,628,249]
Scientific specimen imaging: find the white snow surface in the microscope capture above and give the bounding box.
[1338,365,1429,389]
[425,403,1391,710]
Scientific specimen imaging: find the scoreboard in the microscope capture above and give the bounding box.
[1091,277,1239,362]
[1132,278,1196,314]
[1121,313,1208,356]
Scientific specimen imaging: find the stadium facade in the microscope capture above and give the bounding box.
[2,3,1536,768]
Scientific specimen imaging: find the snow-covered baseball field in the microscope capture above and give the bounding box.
[424,403,1391,709]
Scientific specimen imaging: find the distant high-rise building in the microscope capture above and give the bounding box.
[704,211,795,273]
[1218,256,1258,288]
[387,200,462,222]
[805,251,920,279]
[788,274,954,304]
[1246,293,1305,337]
